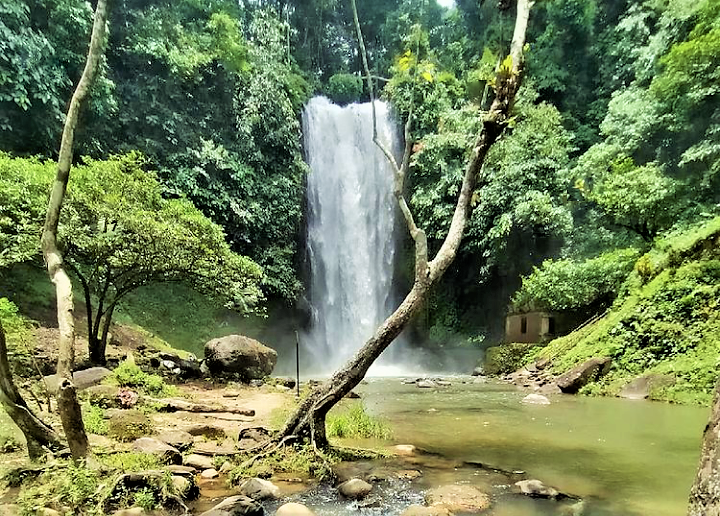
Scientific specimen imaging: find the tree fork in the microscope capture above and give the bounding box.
[40,0,109,459]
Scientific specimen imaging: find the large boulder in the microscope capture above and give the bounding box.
[199,495,263,516]
[619,374,676,400]
[555,357,612,394]
[44,367,112,394]
[157,429,194,451]
[425,485,491,513]
[204,335,277,380]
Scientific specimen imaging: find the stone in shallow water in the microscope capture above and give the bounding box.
[522,393,551,405]
[239,477,281,500]
[201,468,219,479]
[515,479,560,498]
[392,444,417,456]
[199,495,263,516]
[425,485,491,513]
[338,478,372,500]
[275,502,316,516]
[400,505,452,516]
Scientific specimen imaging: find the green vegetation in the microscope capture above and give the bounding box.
[17,461,102,516]
[326,402,392,440]
[484,343,540,376]
[82,404,108,436]
[108,359,178,398]
[534,217,720,405]
[99,452,162,472]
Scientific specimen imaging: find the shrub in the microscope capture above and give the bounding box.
[325,73,363,105]
[326,402,392,440]
[133,487,157,511]
[484,343,539,376]
[110,359,178,397]
[229,444,337,482]
[18,461,101,515]
[512,247,641,312]
[100,452,162,472]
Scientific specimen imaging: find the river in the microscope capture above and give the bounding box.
[347,378,707,516]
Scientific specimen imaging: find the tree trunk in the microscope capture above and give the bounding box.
[688,380,720,515]
[40,0,109,460]
[0,320,62,460]
[90,302,116,366]
[275,0,535,447]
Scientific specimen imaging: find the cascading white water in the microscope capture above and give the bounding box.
[302,96,401,373]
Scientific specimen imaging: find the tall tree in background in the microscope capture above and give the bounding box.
[271,0,534,448]
[40,0,109,460]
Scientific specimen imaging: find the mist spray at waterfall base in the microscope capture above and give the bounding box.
[301,96,418,377]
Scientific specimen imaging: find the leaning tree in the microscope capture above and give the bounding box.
[40,0,109,459]
[268,0,535,449]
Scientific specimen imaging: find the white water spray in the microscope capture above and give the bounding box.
[302,96,402,374]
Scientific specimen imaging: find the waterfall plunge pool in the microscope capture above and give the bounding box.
[267,378,707,516]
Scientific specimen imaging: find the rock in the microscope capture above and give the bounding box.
[275,377,297,389]
[44,367,112,394]
[186,424,227,440]
[396,469,422,480]
[199,495,263,516]
[537,383,562,395]
[0,504,20,516]
[401,378,417,385]
[86,384,121,408]
[555,357,612,394]
[204,335,278,381]
[619,374,676,400]
[238,427,272,449]
[276,384,291,392]
[346,391,361,399]
[560,501,586,516]
[393,444,417,456]
[535,357,552,370]
[220,461,234,473]
[435,381,451,387]
[275,503,316,516]
[400,505,452,516]
[107,410,153,442]
[112,510,150,516]
[39,510,61,516]
[200,360,211,376]
[417,380,436,388]
[161,359,177,370]
[425,485,491,513]
[337,478,372,500]
[471,367,484,376]
[131,437,182,464]
[515,479,559,498]
[201,468,220,479]
[472,376,488,384]
[167,465,197,476]
[157,429,194,451]
[522,393,551,405]
[239,477,281,500]
[184,453,215,470]
[172,475,193,497]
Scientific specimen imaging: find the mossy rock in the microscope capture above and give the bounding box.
[85,385,120,408]
[484,343,539,376]
[107,410,153,442]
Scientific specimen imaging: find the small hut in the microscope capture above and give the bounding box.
[504,310,581,343]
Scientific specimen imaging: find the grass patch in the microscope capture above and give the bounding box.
[82,403,107,435]
[17,460,102,516]
[98,452,162,472]
[106,410,154,442]
[327,402,392,440]
[108,359,179,398]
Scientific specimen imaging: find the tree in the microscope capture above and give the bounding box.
[0,153,264,365]
[40,0,108,460]
[268,0,535,449]
[0,316,62,460]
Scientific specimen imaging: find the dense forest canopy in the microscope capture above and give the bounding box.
[1,0,719,348]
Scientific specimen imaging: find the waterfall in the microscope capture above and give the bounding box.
[302,96,402,374]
